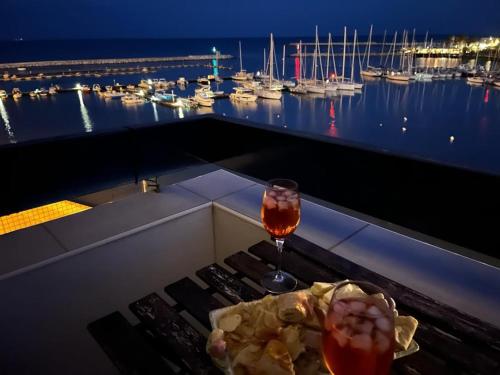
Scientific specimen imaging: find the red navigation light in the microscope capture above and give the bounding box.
[484,89,489,104]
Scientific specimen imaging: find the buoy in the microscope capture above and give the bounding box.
[403,117,408,122]
[449,136,455,143]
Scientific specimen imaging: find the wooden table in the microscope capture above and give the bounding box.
[88,235,500,375]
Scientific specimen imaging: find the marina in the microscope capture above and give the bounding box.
[1,33,499,175]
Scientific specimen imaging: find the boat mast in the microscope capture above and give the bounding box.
[342,26,347,83]
[263,48,267,75]
[282,44,286,78]
[331,34,339,82]
[367,24,373,68]
[269,33,274,86]
[326,33,331,79]
[351,29,357,82]
[379,29,387,67]
[239,41,243,72]
[390,31,398,70]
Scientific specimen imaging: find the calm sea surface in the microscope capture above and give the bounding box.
[0,38,499,174]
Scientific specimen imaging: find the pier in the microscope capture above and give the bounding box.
[0,54,233,70]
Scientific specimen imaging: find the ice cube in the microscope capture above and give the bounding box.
[375,317,391,332]
[288,198,300,210]
[263,196,277,209]
[374,331,391,353]
[343,316,359,329]
[349,301,366,313]
[332,327,351,347]
[356,320,374,335]
[350,334,373,351]
[333,301,348,316]
[277,201,289,211]
[325,312,343,329]
[366,305,382,317]
[268,190,277,197]
[276,195,286,201]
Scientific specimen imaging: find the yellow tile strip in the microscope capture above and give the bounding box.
[0,201,91,235]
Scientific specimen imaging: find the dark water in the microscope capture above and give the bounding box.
[0,38,499,174]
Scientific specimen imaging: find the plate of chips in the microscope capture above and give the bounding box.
[207,281,419,374]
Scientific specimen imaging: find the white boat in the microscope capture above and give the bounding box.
[337,82,357,91]
[121,94,144,105]
[304,26,326,95]
[197,77,210,86]
[232,41,254,81]
[195,86,215,98]
[361,25,383,78]
[337,27,359,91]
[92,84,101,92]
[229,87,258,102]
[467,76,485,85]
[29,90,37,97]
[12,88,22,99]
[138,80,150,89]
[289,84,308,94]
[2,73,10,80]
[78,84,91,92]
[414,72,433,81]
[177,77,188,86]
[38,88,48,96]
[126,84,135,91]
[103,91,126,99]
[0,90,7,98]
[48,86,57,95]
[386,71,411,82]
[255,33,283,100]
[193,93,214,107]
[494,81,500,87]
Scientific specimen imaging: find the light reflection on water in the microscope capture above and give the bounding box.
[0,100,16,143]
[77,90,93,133]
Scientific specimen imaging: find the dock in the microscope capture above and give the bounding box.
[0,54,233,70]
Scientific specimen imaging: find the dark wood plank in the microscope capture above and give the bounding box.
[248,241,339,285]
[129,293,219,375]
[196,263,263,303]
[287,235,500,348]
[87,311,175,375]
[394,349,456,375]
[224,251,308,290]
[164,277,226,328]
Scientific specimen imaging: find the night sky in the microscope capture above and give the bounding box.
[1,0,499,40]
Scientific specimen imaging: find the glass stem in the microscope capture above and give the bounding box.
[275,238,285,277]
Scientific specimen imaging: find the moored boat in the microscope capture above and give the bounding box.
[12,88,22,99]
[121,94,145,105]
[467,76,485,85]
[193,92,214,107]
[229,87,258,102]
[92,84,101,92]
[0,90,7,99]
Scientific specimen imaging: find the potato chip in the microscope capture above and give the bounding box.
[278,292,309,323]
[310,282,334,297]
[255,340,294,375]
[281,325,306,360]
[395,315,418,351]
[219,313,242,332]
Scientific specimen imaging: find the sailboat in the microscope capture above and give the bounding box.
[323,33,338,93]
[304,26,326,94]
[255,34,283,100]
[337,27,357,91]
[231,41,254,81]
[361,25,383,77]
[386,31,411,82]
[255,49,270,80]
[289,41,308,94]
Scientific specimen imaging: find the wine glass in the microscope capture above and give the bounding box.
[260,179,301,293]
[322,280,395,375]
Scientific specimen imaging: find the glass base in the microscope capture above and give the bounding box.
[261,271,298,294]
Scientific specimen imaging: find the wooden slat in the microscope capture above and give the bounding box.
[224,251,308,290]
[87,311,175,375]
[196,263,263,303]
[129,293,219,375]
[394,350,455,375]
[248,241,339,285]
[165,277,226,328]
